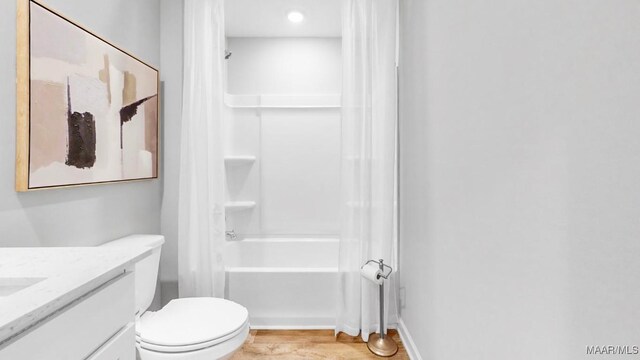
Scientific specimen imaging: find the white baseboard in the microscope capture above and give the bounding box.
[250,324,335,330]
[248,315,335,330]
[398,318,423,360]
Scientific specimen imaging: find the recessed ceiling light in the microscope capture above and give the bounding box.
[287,11,304,23]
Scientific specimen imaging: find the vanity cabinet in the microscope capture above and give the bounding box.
[0,271,135,360]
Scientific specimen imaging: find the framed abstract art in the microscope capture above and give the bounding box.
[16,0,160,191]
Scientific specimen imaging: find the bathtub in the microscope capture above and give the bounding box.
[224,238,338,329]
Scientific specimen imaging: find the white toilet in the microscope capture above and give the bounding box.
[101,235,249,360]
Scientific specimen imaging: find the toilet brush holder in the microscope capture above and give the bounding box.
[361,259,398,357]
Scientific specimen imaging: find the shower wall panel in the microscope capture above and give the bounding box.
[261,108,341,235]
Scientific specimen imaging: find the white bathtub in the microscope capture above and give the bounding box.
[224,238,338,329]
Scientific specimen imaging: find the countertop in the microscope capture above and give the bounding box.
[0,247,152,344]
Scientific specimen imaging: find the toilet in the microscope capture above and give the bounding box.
[101,235,249,360]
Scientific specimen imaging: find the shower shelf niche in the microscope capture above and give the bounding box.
[225,201,257,213]
[224,156,257,167]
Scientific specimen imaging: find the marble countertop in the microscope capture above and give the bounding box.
[0,247,152,344]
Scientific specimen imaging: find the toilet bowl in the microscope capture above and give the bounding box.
[101,235,249,360]
[136,297,249,360]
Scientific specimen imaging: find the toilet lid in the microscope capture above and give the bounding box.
[137,297,249,347]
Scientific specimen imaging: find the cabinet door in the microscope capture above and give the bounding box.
[86,323,135,360]
[0,272,134,360]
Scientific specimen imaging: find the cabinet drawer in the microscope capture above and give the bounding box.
[0,272,134,360]
[86,323,135,360]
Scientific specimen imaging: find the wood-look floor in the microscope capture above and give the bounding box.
[231,330,409,360]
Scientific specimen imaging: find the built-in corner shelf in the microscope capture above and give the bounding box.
[224,156,257,167]
[225,201,257,213]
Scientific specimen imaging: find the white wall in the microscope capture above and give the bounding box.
[227,37,341,94]
[159,0,183,304]
[0,0,161,248]
[399,0,640,359]
[225,37,342,238]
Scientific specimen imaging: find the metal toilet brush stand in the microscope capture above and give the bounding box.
[362,259,398,357]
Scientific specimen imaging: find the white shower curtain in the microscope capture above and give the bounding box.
[336,0,399,342]
[178,0,227,298]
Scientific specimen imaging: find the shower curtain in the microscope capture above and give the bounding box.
[337,0,399,341]
[178,0,227,298]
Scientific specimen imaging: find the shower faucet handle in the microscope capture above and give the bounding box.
[225,230,237,241]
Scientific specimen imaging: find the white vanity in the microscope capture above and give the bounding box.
[0,247,152,360]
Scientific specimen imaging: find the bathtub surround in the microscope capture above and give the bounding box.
[225,238,339,328]
[178,0,227,298]
[399,0,640,359]
[224,38,342,238]
[337,0,399,342]
[223,36,343,326]
[0,0,160,248]
[160,4,345,306]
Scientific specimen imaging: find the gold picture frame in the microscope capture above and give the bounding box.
[16,0,160,191]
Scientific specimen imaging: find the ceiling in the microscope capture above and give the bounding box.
[225,0,342,38]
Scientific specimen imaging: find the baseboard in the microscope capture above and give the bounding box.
[251,324,399,332]
[398,318,423,360]
[248,315,335,330]
[250,325,335,330]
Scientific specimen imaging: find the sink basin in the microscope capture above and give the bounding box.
[0,277,46,297]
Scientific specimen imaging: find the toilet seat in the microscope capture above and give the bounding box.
[137,321,249,353]
[136,297,249,354]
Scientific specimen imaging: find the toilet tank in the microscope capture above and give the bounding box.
[100,234,164,316]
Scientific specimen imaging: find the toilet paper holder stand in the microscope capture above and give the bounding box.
[361,259,393,280]
[361,259,398,357]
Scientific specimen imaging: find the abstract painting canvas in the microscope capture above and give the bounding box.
[16,0,159,191]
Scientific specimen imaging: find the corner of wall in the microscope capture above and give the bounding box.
[398,318,424,360]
